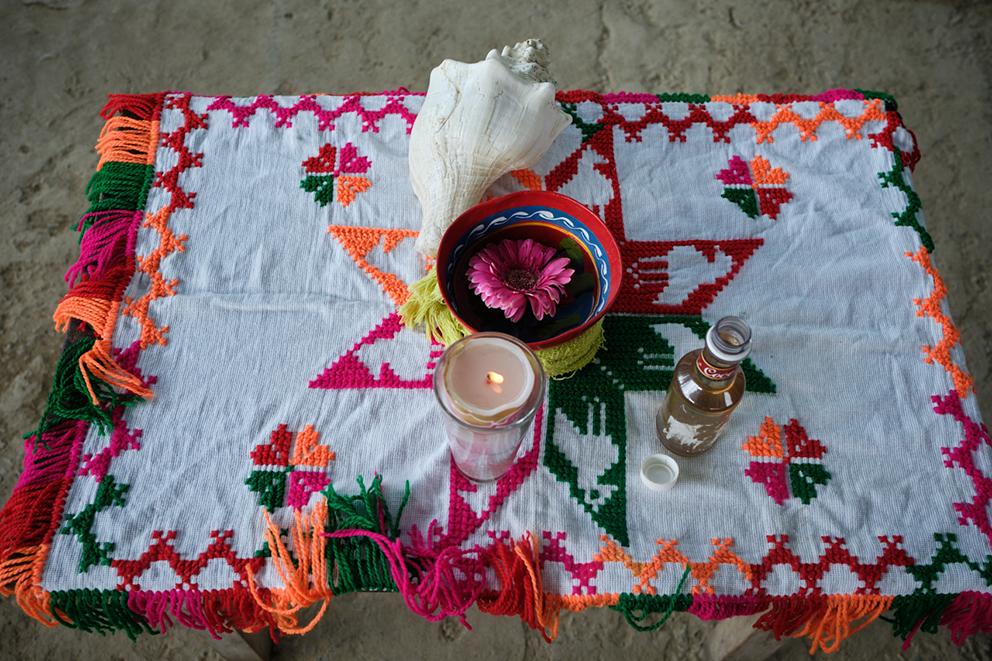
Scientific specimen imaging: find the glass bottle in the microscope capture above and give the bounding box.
[656,316,751,456]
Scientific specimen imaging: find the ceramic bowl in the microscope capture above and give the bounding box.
[435,191,622,349]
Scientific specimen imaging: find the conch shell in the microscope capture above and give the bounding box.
[409,39,572,256]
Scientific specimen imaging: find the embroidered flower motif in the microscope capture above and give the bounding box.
[300,142,372,208]
[245,424,335,511]
[742,417,830,505]
[467,238,574,322]
[716,155,793,220]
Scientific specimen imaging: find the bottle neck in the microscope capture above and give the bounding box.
[695,347,740,382]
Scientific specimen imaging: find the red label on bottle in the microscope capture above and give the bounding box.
[696,352,736,381]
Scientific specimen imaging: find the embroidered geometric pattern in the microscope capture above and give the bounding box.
[1,89,988,654]
[715,155,794,220]
[545,315,778,546]
[907,248,973,397]
[309,312,442,390]
[245,424,335,512]
[300,142,372,208]
[743,417,831,505]
[932,391,992,547]
[327,226,418,307]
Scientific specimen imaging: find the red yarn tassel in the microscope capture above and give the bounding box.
[754,595,825,640]
[128,587,277,641]
[477,533,559,642]
[0,422,84,565]
[100,93,165,120]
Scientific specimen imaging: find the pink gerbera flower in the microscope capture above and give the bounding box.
[467,238,575,322]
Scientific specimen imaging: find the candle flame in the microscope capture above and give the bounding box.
[486,371,504,394]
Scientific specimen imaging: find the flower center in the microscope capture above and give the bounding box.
[504,268,538,291]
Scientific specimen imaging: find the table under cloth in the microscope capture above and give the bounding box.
[1,88,990,653]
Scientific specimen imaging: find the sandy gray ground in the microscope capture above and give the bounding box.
[0,0,990,659]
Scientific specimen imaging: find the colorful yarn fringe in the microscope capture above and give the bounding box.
[399,273,605,378]
[399,273,471,346]
[52,92,161,408]
[2,89,991,656]
[240,475,992,652]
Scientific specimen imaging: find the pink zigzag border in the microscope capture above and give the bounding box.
[932,390,992,548]
[206,92,417,133]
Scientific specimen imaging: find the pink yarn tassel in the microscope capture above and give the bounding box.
[65,210,141,286]
[15,422,86,489]
[688,594,766,621]
[323,528,485,627]
[941,592,992,645]
[129,589,220,640]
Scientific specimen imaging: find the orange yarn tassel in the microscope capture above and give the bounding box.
[246,501,332,635]
[757,595,893,654]
[95,117,157,169]
[79,339,153,404]
[479,532,560,642]
[53,296,113,335]
[513,532,560,641]
[794,595,893,654]
[0,544,57,627]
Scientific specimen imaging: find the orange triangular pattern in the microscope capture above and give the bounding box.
[327,225,418,307]
[511,169,544,191]
[290,424,335,467]
[749,156,789,186]
[741,416,784,458]
[335,175,372,207]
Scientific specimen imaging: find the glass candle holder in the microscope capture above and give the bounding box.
[433,332,546,481]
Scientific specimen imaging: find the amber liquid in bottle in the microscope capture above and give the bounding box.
[656,316,751,456]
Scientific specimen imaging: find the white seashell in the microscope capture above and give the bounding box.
[409,39,572,256]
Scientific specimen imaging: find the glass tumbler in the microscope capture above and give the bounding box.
[433,333,546,481]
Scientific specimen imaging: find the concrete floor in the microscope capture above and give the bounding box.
[0,0,990,659]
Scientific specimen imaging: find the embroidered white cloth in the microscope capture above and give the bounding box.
[2,89,988,648]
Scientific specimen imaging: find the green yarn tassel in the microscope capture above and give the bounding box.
[323,475,409,594]
[887,593,956,642]
[610,566,693,631]
[855,88,899,111]
[400,273,605,378]
[399,273,471,347]
[85,162,154,216]
[33,335,134,440]
[50,589,157,640]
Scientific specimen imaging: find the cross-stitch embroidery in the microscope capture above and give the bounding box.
[245,424,335,512]
[300,142,373,208]
[716,155,794,220]
[743,417,831,505]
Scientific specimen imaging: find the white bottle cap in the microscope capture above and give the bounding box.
[705,316,752,364]
[640,454,679,492]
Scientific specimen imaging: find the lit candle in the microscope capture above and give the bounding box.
[434,333,545,481]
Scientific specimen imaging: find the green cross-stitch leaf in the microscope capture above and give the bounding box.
[545,314,779,547]
[721,187,760,219]
[300,174,336,207]
[560,102,605,143]
[245,468,289,512]
[878,148,934,252]
[905,533,992,594]
[658,315,777,394]
[545,315,676,547]
[787,462,831,504]
[60,474,129,572]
